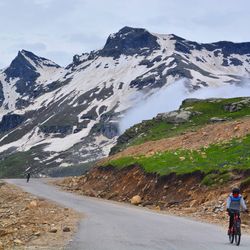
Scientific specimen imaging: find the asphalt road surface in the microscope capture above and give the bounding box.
[5,179,250,250]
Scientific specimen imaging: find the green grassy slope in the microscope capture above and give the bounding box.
[105,134,250,176]
[105,97,250,185]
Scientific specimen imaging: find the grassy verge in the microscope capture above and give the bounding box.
[105,134,250,183]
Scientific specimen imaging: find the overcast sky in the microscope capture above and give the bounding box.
[0,0,249,68]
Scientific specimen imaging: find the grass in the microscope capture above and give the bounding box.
[105,134,250,180]
[111,97,250,154]
[0,151,35,178]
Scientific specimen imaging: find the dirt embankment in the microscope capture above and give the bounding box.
[57,165,250,233]
[103,117,250,162]
[0,182,80,250]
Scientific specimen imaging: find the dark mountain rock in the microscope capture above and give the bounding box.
[66,53,90,70]
[3,50,61,100]
[0,81,5,107]
[130,75,156,89]
[101,122,119,139]
[81,106,98,120]
[229,58,243,66]
[99,26,160,58]
[15,98,31,109]
[0,113,25,133]
[98,105,108,115]
[19,50,60,68]
[211,41,250,57]
[222,59,229,66]
[171,34,250,57]
[46,78,73,92]
[139,56,162,68]
[40,125,73,135]
[91,121,119,139]
[4,51,40,84]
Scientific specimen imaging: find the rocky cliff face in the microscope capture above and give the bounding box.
[0,27,250,176]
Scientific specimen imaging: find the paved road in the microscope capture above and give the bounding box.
[5,179,250,250]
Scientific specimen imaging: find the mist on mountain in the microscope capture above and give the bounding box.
[119,80,250,133]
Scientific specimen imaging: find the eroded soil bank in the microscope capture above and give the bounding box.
[56,165,250,234]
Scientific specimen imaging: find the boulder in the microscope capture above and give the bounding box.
[130,195,142,205]
[28,200,38,209]
[224,98,250,112]
[49,227,57,233]
[63,226,71,232]
[14,239,23,245]
[156,110,193,124]
[210,117,227,123]
[0,229,7,237]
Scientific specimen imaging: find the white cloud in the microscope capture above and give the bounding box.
[0,0,250,67]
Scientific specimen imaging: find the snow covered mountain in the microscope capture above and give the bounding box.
[0,26,250,176]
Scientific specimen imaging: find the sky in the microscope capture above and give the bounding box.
[0,0,250,68]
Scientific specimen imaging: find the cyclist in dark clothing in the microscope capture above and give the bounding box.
[26,172,31,183]
[226,188,248,235]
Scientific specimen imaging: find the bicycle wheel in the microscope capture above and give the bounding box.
[235,233,241,246]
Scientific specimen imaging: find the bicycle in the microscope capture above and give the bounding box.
[228,209,241,246]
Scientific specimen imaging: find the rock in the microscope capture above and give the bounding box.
[224,98,250,112]
[34,231,41,236]
[28,200,38,208]
[0,114,26,133]
[154,205,161,211]
[241,223,248,229]
[142,201,154,207]
[179,156,185,161]
[49,227,58,233]
[168,200,181,206]
[63,226,71,232]
[0,241,3,250]
[0,229,7,237]
[234,125,240,131]
[213,205,224,213]
[14,239,23,245]
[190,200,199,207]
[130,195,142,205]
[84,189,98,197]
[210,117,227,123]
[156,110,193,124]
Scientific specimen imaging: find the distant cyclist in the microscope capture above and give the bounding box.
[226,187,248,234]
[26,172,31,183]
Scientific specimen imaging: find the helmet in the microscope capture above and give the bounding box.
[232,187,240,194]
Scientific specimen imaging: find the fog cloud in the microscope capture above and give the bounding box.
[119,80,250,133]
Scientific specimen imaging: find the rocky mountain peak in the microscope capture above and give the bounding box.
[99,26,161,58]
[4,50,40,82]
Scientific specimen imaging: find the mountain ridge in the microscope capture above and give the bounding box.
[0,26,250,177]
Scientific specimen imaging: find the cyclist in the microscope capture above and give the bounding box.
[226,187,248,235]
[26,172,31,183]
